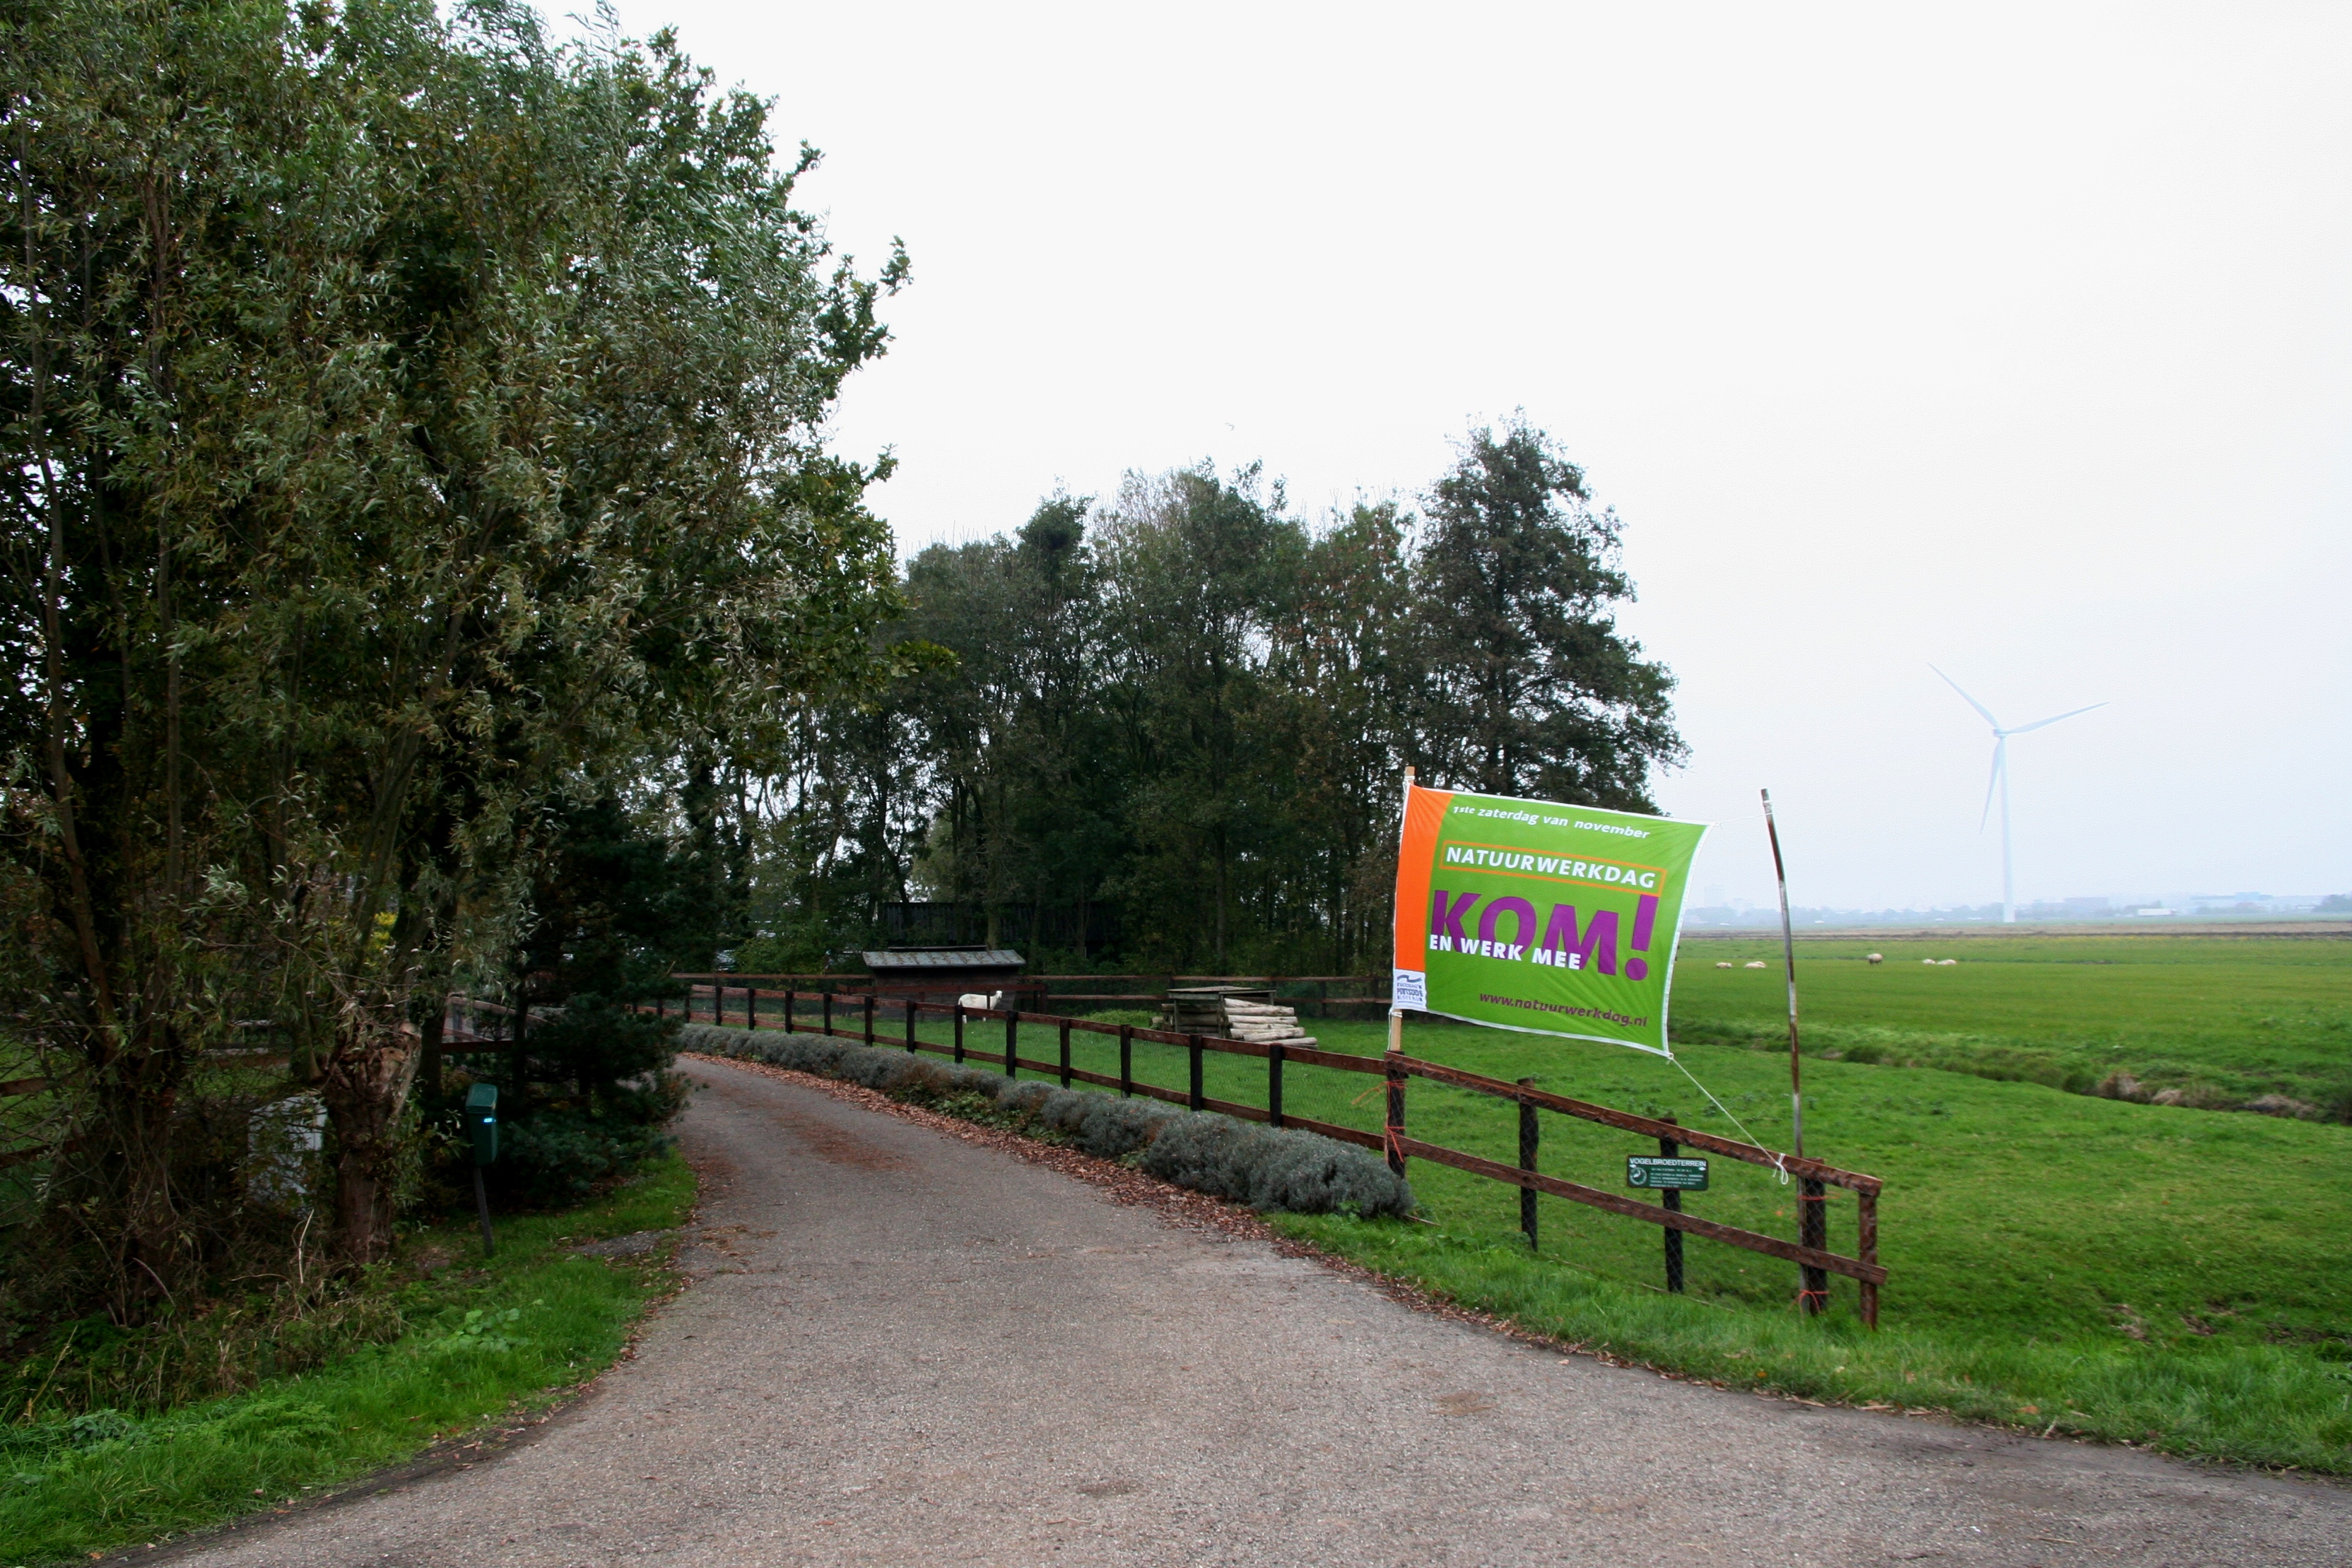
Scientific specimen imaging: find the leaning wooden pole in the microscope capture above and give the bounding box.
[1762,788,1829,1316]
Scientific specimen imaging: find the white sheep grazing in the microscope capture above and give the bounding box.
[957,992,992,1010]
[1716,961,1733,969]
[1922,958,1936,966]
[1866,953,1883,965]
[1743,960,1768,969]
[1937,959,1958,967]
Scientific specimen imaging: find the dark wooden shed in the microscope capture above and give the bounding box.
[859,945,1030,1006]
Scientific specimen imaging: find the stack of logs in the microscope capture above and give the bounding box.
[1217,998,1316,1049]
[1155,986,1315,1048]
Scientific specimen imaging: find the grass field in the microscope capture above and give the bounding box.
[0,1154,695,1566]
[1670,933,2352,1114]
[825,934,2352,1470]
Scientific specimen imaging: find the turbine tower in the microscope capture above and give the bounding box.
[1931,668,2105,924]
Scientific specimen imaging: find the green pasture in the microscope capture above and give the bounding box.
[1669,933,2352,1112]
[799,957,2352,1470]
[0,1155,695,1565]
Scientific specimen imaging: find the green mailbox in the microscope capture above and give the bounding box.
[465,1082,499,1165]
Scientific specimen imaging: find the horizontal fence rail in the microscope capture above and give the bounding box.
[664,974,1396,1017]
[1,1050,301,1170]
[658,979,1883,1326]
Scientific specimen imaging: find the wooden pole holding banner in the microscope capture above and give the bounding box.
[1763,788,1830,1316]
[1387,765,1415,1179]
[1385,1013,1407,1179]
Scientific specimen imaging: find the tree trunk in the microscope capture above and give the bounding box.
[418,994,445,1109]
[1215,835,1229,970]
[321,1017,422,1266]
[100,1042,192,1312]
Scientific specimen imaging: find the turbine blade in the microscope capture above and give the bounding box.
[1980,744,2002,831]
[1931,664,2001,729]
[2006,701,2107,736]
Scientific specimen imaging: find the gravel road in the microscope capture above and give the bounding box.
[152,1054,2351,1567]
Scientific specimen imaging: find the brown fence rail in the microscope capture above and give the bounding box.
[1,1049,290,1172]
[666,973,1396,1018]
[664,980,1884,1326]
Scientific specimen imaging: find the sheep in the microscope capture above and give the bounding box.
[957,991,1010,1010]
[1866,953,1883,965]
[1743,960,1768,969]
[1716,961,1734,969]
[1921,958,1936,966]
[1938,959,1958,967]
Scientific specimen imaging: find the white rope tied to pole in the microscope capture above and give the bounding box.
[1669,1054,1791,1185]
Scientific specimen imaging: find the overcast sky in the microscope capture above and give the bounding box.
[599,1,2350,909]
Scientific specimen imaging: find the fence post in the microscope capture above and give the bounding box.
[822,990,833,1038]
[655,995,664,1020]
[1058,1020,1072,1087]
[1857,1189,1879,1329]
[1187,1034,1204,1111]
[1518,1078,1539,1251]
[746,986,757,1030]
[864,993,876,1047]
[1800,1176,1829,1316]
[1118,1025,1132,1097]
[1268,1042,1285,1128]
[953,1003,965,1064]
[905,998,917,1053]
[1004,1010,1018,1078]
[1660,1114,1685,1294]
[783,989,794,1033]
[1384,1010,1407,1179]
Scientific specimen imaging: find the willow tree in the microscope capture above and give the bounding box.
[2,0,903,1283]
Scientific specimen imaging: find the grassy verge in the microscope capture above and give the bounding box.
[0,1153,694,1566]
[789,1003,2352,1472]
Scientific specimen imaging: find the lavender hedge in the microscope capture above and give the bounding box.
[676,1024,1413,1219]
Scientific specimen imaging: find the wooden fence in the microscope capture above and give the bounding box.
[671,979,1885,1326]
[667,972,1394,1018]
[0,1043,290,1172]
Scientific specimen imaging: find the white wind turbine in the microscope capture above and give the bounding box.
[1931,668,2106,924]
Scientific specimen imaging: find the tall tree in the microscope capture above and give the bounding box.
[1097,465,1304,967]
[1269,500,1419,969]
[1413,419,1684,808]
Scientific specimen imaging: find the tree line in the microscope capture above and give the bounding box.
[1,0,1683,1330]
[735,427,1686,977]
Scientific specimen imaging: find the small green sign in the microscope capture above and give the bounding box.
[1628,1155,1707,1191]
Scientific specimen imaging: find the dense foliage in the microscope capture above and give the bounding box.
[737,423,1684,974]
[2,0,905,1309]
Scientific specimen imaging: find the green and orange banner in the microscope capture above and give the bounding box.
[1390,782,1710,1056]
